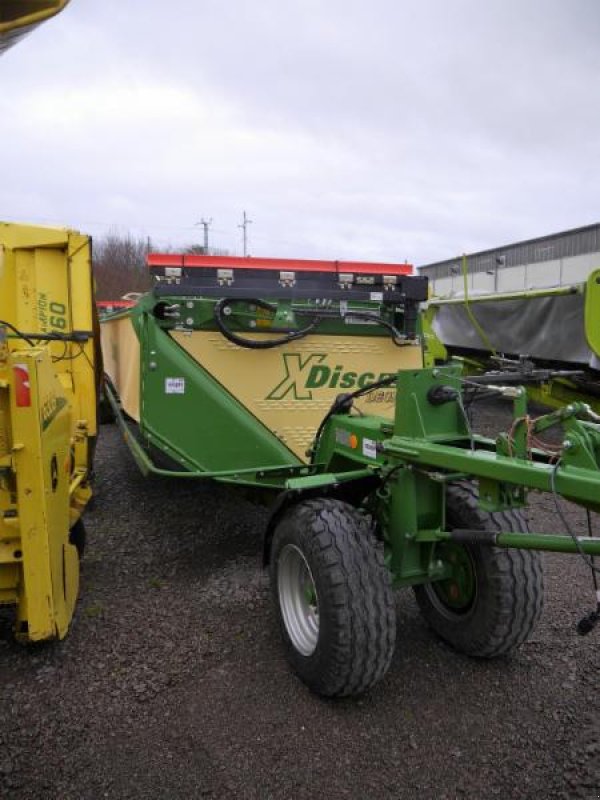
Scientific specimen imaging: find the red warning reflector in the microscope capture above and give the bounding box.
[13,364,31,407]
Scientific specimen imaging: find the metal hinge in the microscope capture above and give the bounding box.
[217,269,234,287]
[279,271,296,288]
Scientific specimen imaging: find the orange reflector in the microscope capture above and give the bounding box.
[349,434,358,449]
[13,364,31,407]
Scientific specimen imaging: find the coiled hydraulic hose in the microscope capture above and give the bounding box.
[213,298,407,349]
[213,298,321,349]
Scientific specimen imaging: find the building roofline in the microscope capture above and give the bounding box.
[418,221,600,272]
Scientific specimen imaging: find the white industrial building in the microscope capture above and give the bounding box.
[418,222,600,297]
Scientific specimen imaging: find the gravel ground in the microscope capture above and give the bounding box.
[1,399,599,799]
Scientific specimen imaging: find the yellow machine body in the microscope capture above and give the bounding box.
[0,222,97,641]
[0,0,70,54]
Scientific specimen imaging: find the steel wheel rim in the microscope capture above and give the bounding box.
[427,542,477,618]
[277,544,319,656]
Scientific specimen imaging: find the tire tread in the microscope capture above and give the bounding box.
[415,482,543,658]
[271,499,396,697]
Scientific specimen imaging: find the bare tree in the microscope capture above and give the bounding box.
[93,232,231,300]
[93,232,152,300]
[183,243,230,256]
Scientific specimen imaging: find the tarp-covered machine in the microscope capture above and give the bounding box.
[425,269,600,411]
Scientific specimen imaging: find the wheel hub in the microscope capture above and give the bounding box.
[277,544,319,656]
[430,542,476,613]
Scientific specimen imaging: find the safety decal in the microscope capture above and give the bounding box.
[362,438,377,459]
[165,377,185,394]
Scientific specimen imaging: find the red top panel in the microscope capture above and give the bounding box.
[97,300,136,309]
[147,253,413,276]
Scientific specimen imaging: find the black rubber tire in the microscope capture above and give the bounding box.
[414,483,544,657]
[270,498,396,697]
[69,518,86,559]
[97,390,115,425]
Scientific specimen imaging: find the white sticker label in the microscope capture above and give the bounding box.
[362,438,377,459]
[370,291,383,301]
[165,377,185,394]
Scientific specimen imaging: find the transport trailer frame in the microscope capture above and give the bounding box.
[102,255,600,697]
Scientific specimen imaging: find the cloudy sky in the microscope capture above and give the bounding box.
[1,0,599,265]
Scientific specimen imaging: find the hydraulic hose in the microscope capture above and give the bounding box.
[213,299,407,349]
[213,298,321,349]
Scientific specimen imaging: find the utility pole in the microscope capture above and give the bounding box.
[238,210,252,257]
[196,217,212,254]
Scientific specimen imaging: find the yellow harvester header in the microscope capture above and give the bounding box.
[0,0,70,54]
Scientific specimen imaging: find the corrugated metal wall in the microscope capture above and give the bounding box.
[419,223,600,295]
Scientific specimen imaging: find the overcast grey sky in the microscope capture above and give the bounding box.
[2,0,599,264]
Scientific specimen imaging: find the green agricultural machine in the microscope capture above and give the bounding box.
[101,255,600,697]
[425,267,600,413]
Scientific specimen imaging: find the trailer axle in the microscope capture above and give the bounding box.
[442,528,600,555]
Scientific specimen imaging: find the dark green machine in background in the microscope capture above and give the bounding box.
[102,256,600,697]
